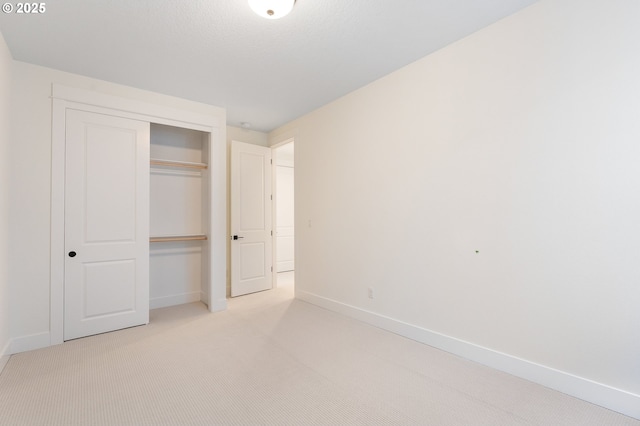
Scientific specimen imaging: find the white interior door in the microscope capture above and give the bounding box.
[231,141,272,297]
[276,165,294,272]
[64,109,150,340]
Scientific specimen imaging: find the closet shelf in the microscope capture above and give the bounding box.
[150,158,208,170]
[149,234,208,243]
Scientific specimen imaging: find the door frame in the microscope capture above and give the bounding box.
[270,137,295,288]
[50,85,227,346]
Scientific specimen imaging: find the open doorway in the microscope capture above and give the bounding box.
[272,141,294,290]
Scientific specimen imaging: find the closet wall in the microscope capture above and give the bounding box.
[150,124,211,309]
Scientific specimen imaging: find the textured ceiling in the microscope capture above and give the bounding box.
[0,0,538,132]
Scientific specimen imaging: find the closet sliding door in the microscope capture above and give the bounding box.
[64,109,150,341]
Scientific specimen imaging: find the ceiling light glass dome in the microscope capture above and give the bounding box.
[248,0,295,19]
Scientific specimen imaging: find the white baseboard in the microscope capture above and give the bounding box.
[9,294,227,357]
[9,331,51,355]
[297,290,640,420]
[150,292,201,310]
[277,261,294,272]
[0,338,10,374]
[209,296,227,312]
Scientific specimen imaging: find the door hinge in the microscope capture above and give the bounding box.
[271,230,273,236]
[271,266,273,272]
[270,194,273,200]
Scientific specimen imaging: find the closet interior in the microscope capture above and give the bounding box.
[149,123,211,309]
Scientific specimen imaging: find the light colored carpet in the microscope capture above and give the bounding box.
[0,273,638,425]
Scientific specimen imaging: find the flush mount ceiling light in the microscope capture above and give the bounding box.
[248,0,295,19]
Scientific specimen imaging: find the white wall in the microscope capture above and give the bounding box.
[0,31,12,371]
[270,0,640,418]
[8,61,225,352]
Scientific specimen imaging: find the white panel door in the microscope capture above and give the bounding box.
[276,165,294,272]
[231,141,272,297]
[64,109,150,340]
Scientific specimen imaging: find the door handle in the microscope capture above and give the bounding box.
[232,235,244,240]
[68,251,77,258]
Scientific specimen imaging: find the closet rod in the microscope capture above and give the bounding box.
[150,159,208,169]
[149,235,208,243]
